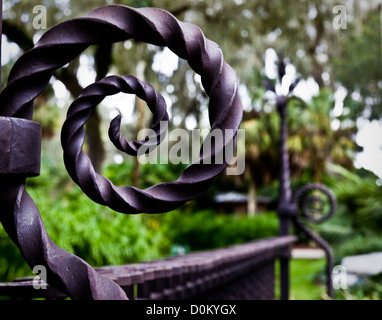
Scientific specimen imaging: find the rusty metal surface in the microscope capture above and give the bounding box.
[0,5,242,300]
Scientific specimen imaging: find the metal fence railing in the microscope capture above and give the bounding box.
[0,236,297,300]
[0,4,334,300]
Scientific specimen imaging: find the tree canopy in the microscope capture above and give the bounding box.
[1,0,381,184]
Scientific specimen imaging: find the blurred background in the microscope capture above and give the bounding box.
[1,0,382,300]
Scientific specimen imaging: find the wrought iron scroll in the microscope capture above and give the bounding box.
[264,57,336,299]
[293,183,336,298]
[0,5,242,300]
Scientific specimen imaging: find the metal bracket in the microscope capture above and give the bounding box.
[0,116,41,177]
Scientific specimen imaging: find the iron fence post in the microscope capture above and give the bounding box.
[269,57,336,300]
[276,95,295,300]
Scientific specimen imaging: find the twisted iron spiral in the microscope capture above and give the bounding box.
[294,183,336,223]
[292,183,336,298]
[0,5,243,299]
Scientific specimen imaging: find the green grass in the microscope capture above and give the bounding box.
[276,259,327,300]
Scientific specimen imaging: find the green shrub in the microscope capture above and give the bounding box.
[0,184,171,282]
[0,141,279,282]
[335,273,382,300]
[31,185,171,267]
[160,209,279,251]
[104,160,187,189]
[314,165,382,262]
[334,235,382,258]
[0,230,32,282]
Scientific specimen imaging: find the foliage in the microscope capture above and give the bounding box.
[1,0,375,186]
[329,165,382,233]
[335,273,382,300]
[316,164,382,259]
[276,258,382,300]
[31,186,170,266]
[333,236,382,259]
[160,209,279,251]
[242,112,280,187]
[0,136,279,282]
[243,86,358,189]
[288,89,359,180]
[0,230,32,283]
[333,9,382,121]
[104,159,187,189]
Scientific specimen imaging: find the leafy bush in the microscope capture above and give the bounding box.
[0,230,32,282]
[35,186,171,266]
[0,184,171,282]
[104,160,187,189]
[333,235,382,258]
[160,208,279,251]
[335,273,382,300]
[317,165,382,260]
[328,164,382,234]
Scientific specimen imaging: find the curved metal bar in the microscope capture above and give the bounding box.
[0,5,243,300]
[292,219,334,299]
[292,183,336,298]
[294,183,336,223]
